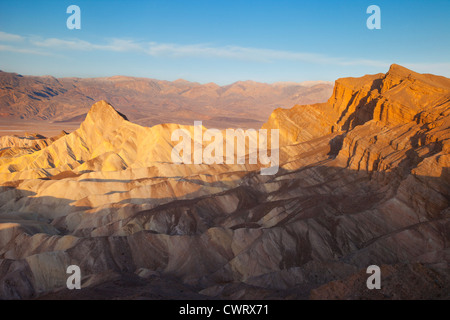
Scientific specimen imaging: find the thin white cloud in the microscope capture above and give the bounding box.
[0,44,50,56]
[0,31,24,42]
[31,38,96,50]
[30,36,390,67]
[402,62,450,77]
[3,30,448,74]
[31,38,144,53]
[143,43,391,68]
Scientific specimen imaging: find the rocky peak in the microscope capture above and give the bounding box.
[78,101,130,142]
[386,63,416,77]
[381,64,418,93]
[86,100,128,122]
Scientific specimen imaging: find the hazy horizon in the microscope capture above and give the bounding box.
[0,68,337,87]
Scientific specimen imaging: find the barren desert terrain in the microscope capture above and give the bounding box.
[0,64,449,299]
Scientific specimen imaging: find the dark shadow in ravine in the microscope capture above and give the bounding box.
[0,164,448,300]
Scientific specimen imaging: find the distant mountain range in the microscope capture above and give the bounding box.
[0,71,333,129]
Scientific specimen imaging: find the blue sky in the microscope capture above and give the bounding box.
[0,0,449,84]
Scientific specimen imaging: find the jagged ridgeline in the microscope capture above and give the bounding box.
[0,64,449,299]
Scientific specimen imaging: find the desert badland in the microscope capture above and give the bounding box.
[0,64,449,299]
